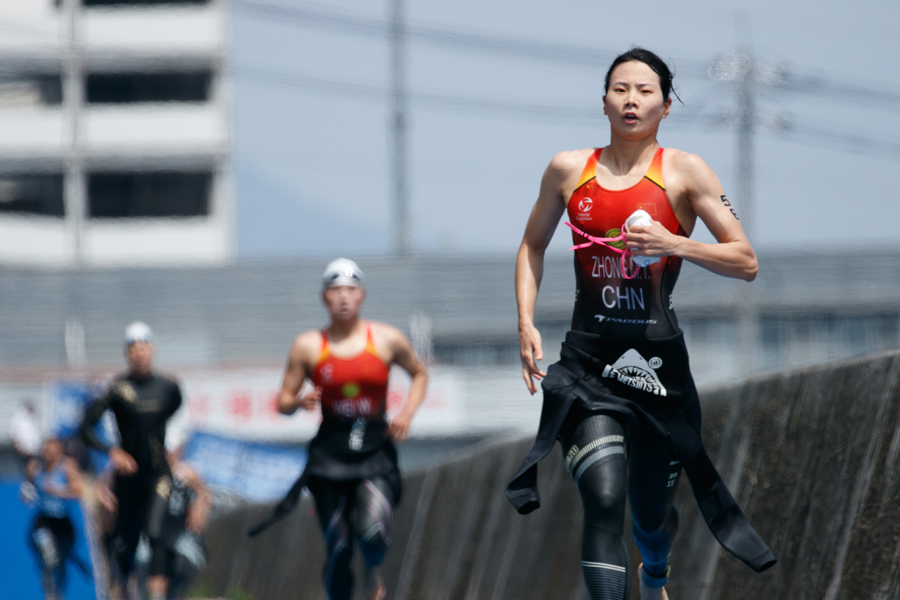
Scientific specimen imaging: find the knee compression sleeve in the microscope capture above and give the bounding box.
[564,415,627,490]
[322,496,353,600]
[310,480,355,600]
[354,478,394,567]
[32,526,60,569]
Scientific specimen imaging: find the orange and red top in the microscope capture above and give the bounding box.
[311,322,390,422]
[566,147,686,339]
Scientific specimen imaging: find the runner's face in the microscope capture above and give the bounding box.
[126,341,154,375]
[41,439,62,464]
[323,285,365,321]
[602,60,671,138]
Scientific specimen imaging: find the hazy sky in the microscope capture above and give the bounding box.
[231,0,900,260]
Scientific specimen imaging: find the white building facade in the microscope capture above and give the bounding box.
[0,0,233,266]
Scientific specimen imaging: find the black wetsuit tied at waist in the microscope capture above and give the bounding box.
[506,330,776,573]
[247,419,400,538]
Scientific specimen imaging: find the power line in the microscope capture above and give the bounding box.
[6,2,899,111]
[236,65,900,160]
[775,71,900,112]
[234,0,900,112]
[787,123,900,158]
[232,0,709,78]
[235,66,599,123]
[4,3,900,112]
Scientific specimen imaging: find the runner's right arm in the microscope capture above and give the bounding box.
[96,465,118,512]
[19,458,40,505]
[80,386,138,475]
[45,457,84,499]
[80,389,113,452]
[277,332,321,414]
[516,151,579,394]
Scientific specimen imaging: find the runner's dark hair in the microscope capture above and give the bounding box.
[605,47,683,104]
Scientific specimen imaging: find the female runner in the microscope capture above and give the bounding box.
[277,258,428,600]
[507,48,775,600]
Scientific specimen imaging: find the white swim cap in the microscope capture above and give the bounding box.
[322,258,365,290]
[124,321,154,346]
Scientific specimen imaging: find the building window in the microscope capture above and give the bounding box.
[88,172,211,218]
[0,75,63,109]
[0,175,65,217]
[86,71,212,104]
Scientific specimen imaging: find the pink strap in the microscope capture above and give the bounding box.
[565,221,641,280]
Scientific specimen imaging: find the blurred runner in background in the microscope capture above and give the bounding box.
[21,437,90,600]
[268,258,429,600]
[158,445,210,599]
[81,322,183,600]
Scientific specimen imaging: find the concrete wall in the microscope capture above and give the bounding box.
[195,348,900,600]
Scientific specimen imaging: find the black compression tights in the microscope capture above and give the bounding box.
[107,475,170,580]
[308,476,395,600]
[561,414,681,600]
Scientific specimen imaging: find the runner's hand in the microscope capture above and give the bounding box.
[97,484,118,512]
[109,447,137,475]
[387,412,413,442]
[519,323,547,395]
[19,481,38,505]
[625,220,678,258]
[296,387,322,411]
[187,502,209,533]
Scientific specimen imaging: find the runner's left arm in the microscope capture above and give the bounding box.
[164,380,184,418]
[39,457,84,499]
[385,327,429,442]
[19,458,40,505]
[180,464,212,533]
[58,457,84,499]
[625,151,757,281]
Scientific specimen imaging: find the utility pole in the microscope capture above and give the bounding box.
[62,0,88,369]
[735,51,759,373]
[709,50,760,373]
[736,54,755,235]
[389,0,410,256]
[63,0,86,266]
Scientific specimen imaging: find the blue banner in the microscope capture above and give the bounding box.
[183,431,307,503]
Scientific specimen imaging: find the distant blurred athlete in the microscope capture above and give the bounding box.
[272,258,428,600]
[21,437,89,600]
[81,322,182,600]
[157,447,210,599]
[126,445,211,600]
[507,48,775,599]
